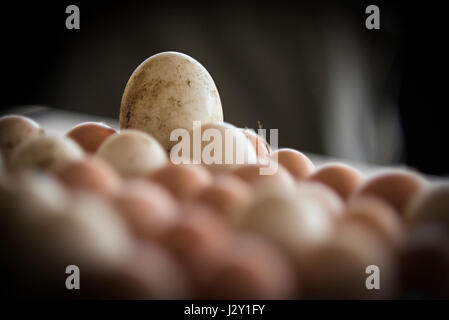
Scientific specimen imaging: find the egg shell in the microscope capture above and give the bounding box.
[239,192,334,258]
[55,157,121,194]
[148,163,212,199]
[112,179,178,240]
[181,122,258,171]
[271,148,315,180]
[96,129,167,177]
[241,128,271,161]
[10,135,84,172]
[405,183,449,229]
[0,115,44,164]
[194,174,253,215]
[299,220,398,299]
[344,196,404,248]
[400,223,449,298]
[308,163,363,200]
[81,241,192,299]
[295,182,344,218]
[120,51,223,151]
[7,193,133,296]
[357,170,427,214]
[159,203,231,296]
[204,233,299,299]
[231,163,295,190]
[65,122,117,154]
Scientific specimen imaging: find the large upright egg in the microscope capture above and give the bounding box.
[120,52,223,151]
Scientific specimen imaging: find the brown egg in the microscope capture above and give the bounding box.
[0,115,44,164]
[55,157,121,194]
[148,163,212,199]
[271,148,315,180]
[344,196,404,248]
[194,174,253,215]
[231,163,295,190]
[295,182,344,218]
[205,233,299,299]
[308,163,363,200]
[241,128,271,162]
[112,179,178,240]
[65,122,117,153]
[357,170,427,214]
[82,241,192,299]
[159,203,231,297]
[300,220,398,299]
[405,183,449,229]
[400,223,449,299]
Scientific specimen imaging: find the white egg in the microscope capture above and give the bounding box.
[120,52,223,151]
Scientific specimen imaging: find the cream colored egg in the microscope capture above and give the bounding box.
[179,122,257,171]
[96,129,167,177]
[120,52,223,151]
[11,135,84,172]
[239,192,333,257]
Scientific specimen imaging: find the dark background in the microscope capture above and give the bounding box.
[1,0,447,175]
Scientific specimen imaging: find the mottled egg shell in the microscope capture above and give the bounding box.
[65,122,117,154]
[120,52,223,151]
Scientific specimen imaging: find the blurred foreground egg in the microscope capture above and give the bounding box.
[96,129,167,177]
[405,183,449,229]
[205,233,299,299]
[401,223,449,298]
[55,157,121,194]
[271,148,315,180]
[357,170,427,214]
[65,122,117,153]
[112,179,178,240]
[85,242,191,299]
[11,135,84,172]
[295,182,344,218]
[159,204,231,297]
[120,51,223,151]
[308,163,363,200]
[344,196,404,248]
[194,174,253,216]
[241,128,271,162]
[148,163,211,199]
[300,220,398,299]
[0,115,44,164]
[239,192,333,257]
